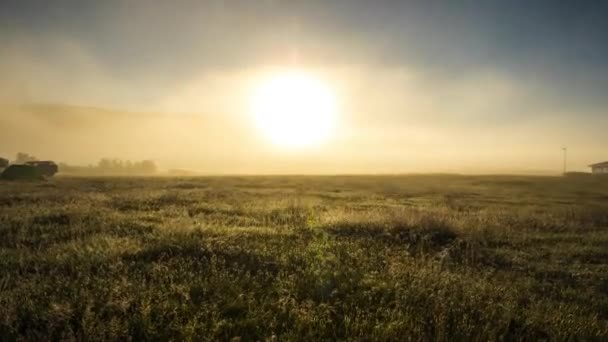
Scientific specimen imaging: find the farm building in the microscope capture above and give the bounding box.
[25,161,58,177]
[589,161,608,174]
[1,164,42,180]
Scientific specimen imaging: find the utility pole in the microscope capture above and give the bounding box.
[562,147,567,175]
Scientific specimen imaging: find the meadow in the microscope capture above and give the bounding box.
[1,175,607,340]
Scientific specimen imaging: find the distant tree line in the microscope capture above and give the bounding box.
[59,158,158,176]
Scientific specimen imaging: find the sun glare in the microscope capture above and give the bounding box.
[251,71,337,148]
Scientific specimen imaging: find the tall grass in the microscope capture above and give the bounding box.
[0,175,607,340]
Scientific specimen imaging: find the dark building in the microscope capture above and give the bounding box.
[1,164,41,180]
[25,161,58,177]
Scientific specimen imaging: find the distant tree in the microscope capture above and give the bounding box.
[98,158,112,171]
[15,152,37,164]
[111,159,123,170]
[0,157,9,168]
[95,158,157,175]
[137,160,157,174]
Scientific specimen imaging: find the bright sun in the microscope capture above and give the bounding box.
[251,71,337,148]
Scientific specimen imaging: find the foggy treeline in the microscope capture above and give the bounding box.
[59,158,157,176]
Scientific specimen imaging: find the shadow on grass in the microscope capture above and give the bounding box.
[122,240,282,276]
[324,216,458,255]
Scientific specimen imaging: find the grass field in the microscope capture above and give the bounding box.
[1,175,608,340]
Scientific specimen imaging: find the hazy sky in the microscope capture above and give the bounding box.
[1,1,607,174]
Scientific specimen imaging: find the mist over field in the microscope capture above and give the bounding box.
[3,102,605,175]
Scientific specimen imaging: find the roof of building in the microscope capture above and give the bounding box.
[25,160,57,165]
[589,161,608,167]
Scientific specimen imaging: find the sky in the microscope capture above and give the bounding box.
[1,0,607,174]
